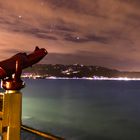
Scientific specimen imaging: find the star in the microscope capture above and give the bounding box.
[76,36,80,40]
[18,15,22,19]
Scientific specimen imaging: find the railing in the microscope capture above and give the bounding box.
[21,125,64,140]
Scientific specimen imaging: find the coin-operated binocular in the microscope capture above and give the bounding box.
[0,47,63,140]
[0,47,47,140]
[0,60,25,140]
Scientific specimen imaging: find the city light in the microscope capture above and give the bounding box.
[21,73,140,81]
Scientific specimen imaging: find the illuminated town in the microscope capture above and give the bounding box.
[22,64,140,81]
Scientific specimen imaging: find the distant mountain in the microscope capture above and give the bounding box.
[23,64,140,78]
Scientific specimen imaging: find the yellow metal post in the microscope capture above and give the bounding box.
[2,90,22,140]
[0,79,24,140]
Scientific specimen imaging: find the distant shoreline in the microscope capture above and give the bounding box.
[22,76,140,81]
[23,64,140,79]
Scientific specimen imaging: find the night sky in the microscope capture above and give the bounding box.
[0,0,140,71]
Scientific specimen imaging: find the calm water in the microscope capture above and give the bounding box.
[21,79,140,140]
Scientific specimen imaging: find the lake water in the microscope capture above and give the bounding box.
[21,79,140,140]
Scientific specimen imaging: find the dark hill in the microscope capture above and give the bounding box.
[23,64,140,78]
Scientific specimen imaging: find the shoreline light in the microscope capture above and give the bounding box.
[22,74,140,81]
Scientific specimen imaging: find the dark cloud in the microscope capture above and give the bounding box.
[64,34,88,43]
[119,13,140,29]
[101,27,136,50]
[86,34,109,44]
[0,18,58,40]
[127,14,140,21]
[45,51,140,71]
[102,30,123,42]
[35,33,58,40]
[44,0,105,17]
[54,24,76,33]
[45,0,81,11]
[126,14,140,28]
[44,52,96,65]
[41,18,78,33]
[64,33,109,44]
[121,0,140,8]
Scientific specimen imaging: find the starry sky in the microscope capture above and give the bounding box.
[0,0,140,71]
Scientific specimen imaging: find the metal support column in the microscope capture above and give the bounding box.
[2,89,22,140]
[0,60,25,140]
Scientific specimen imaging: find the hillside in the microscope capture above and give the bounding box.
[22,64,140,78]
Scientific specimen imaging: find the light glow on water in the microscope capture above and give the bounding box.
[45,76,140,81]
[92,76,140,81]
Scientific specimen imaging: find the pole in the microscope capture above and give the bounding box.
[2,90,22,140]
[1,60,25,140]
